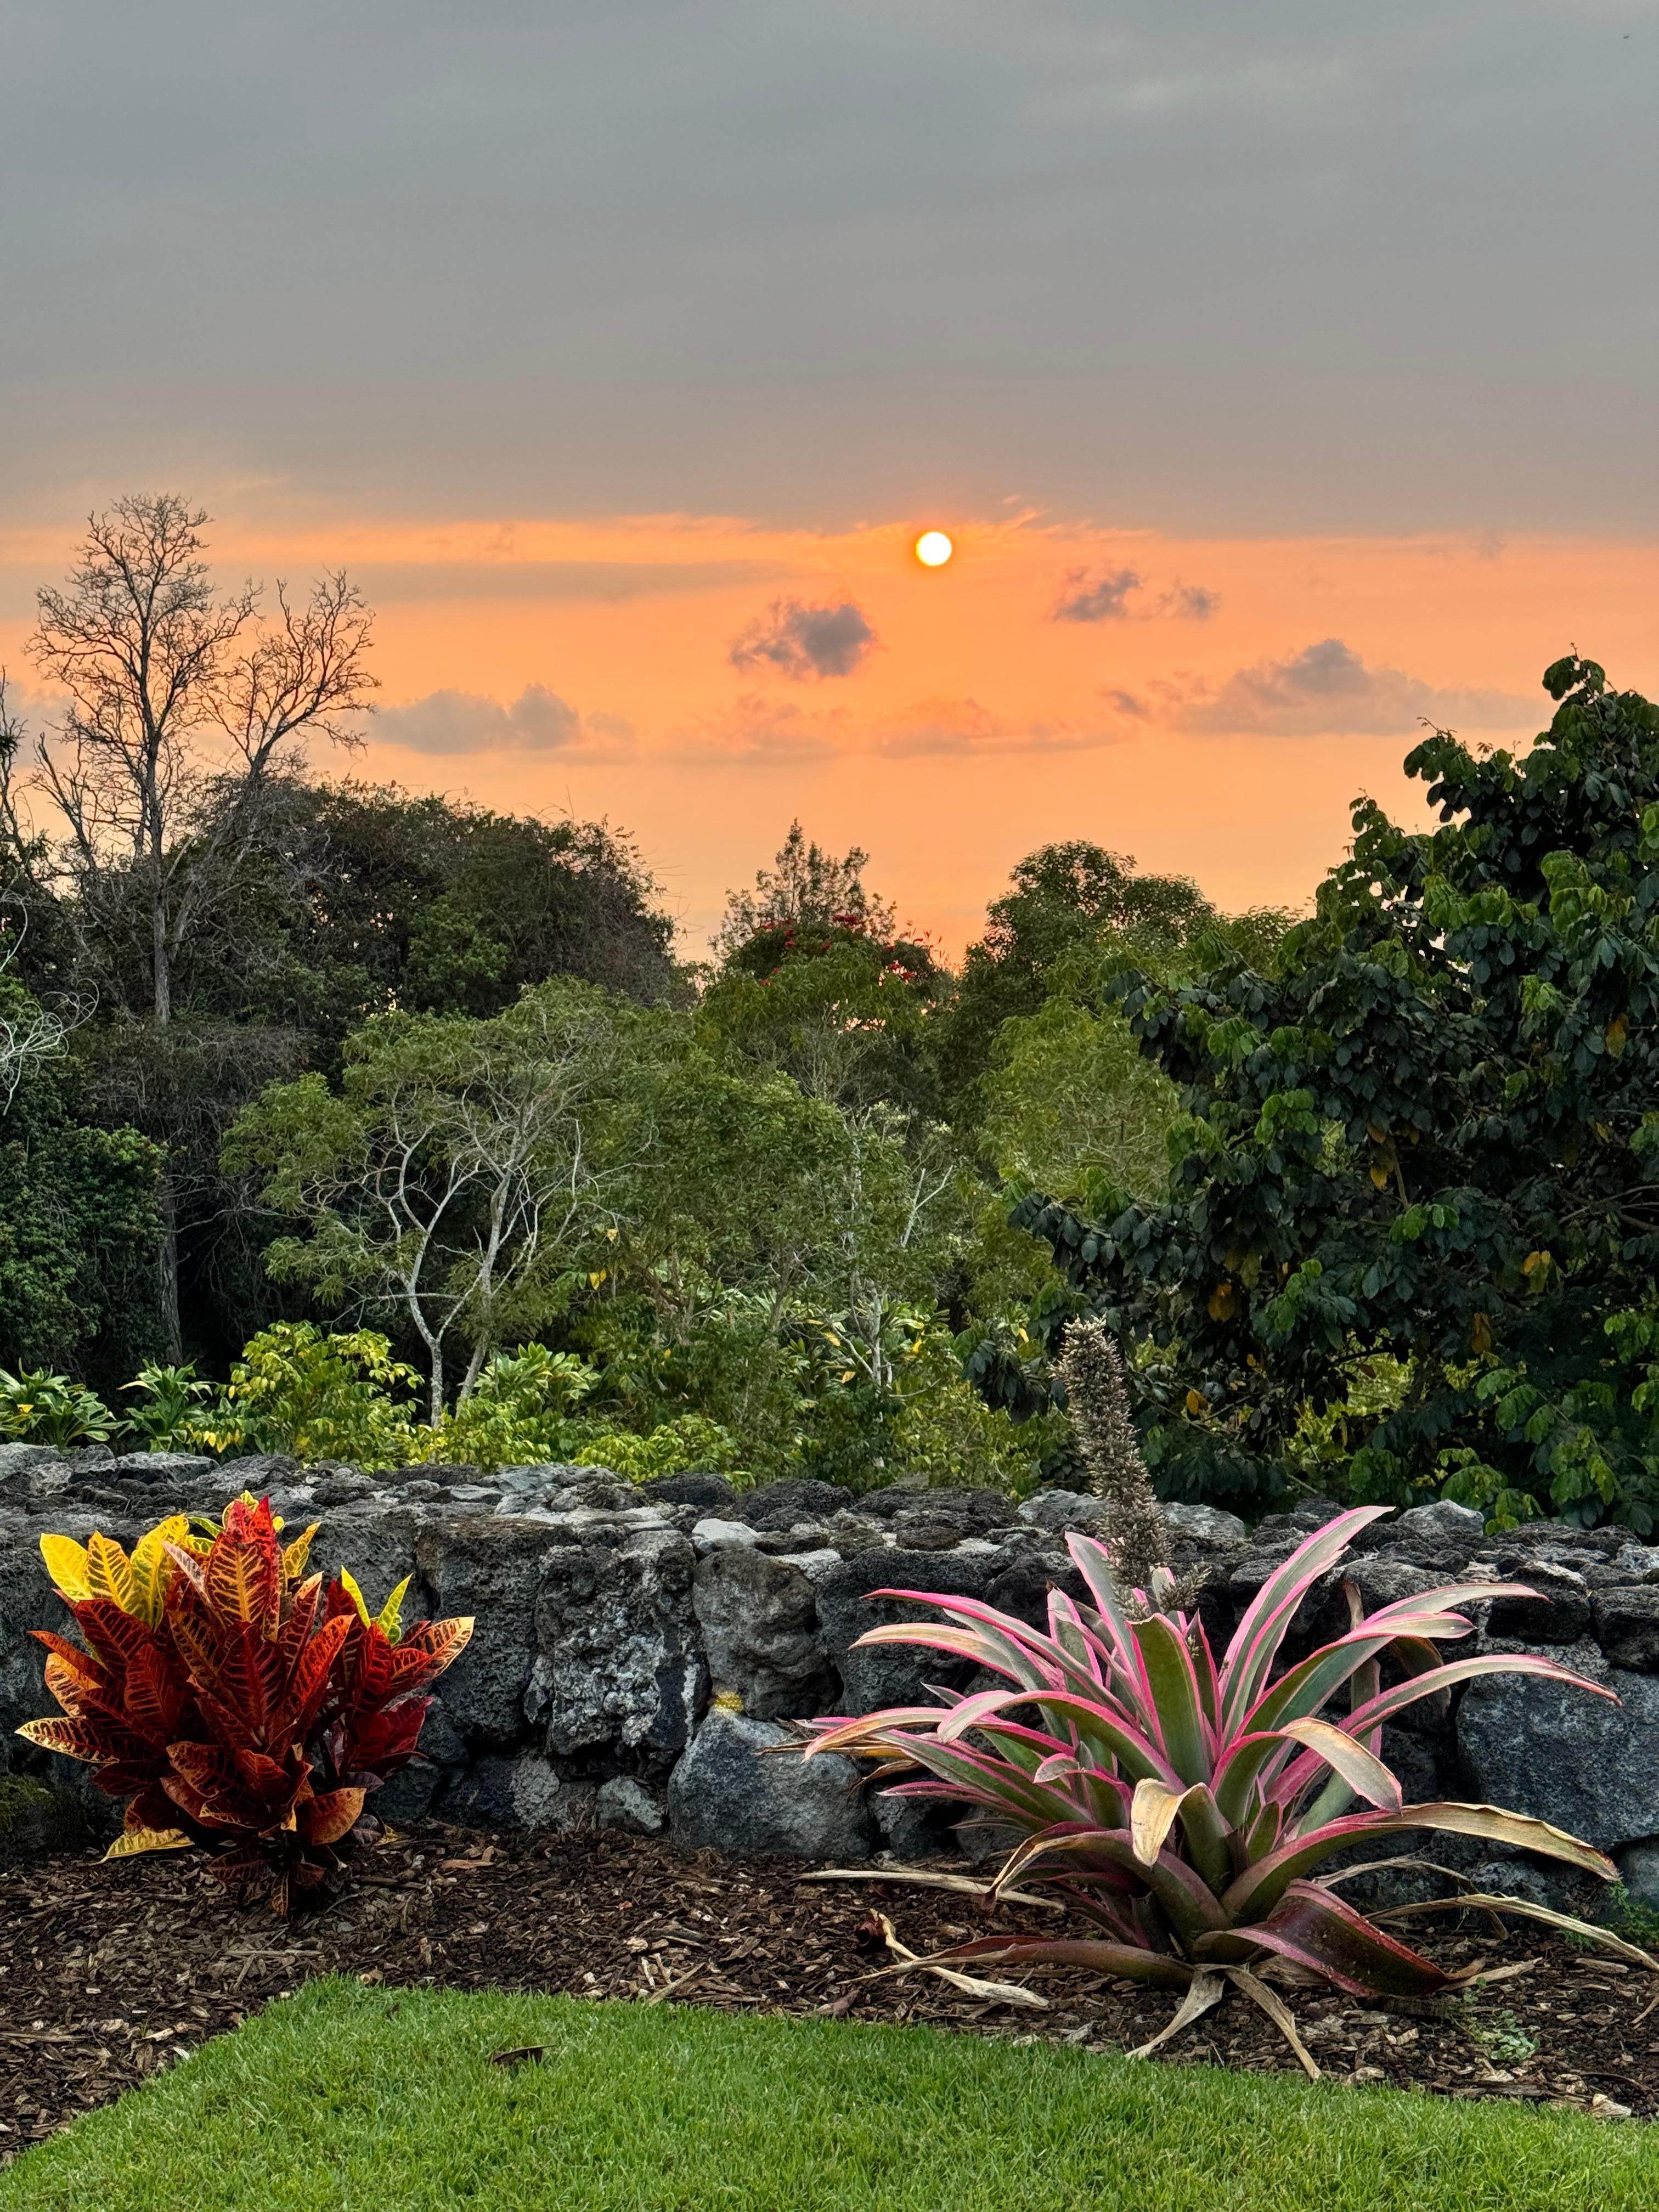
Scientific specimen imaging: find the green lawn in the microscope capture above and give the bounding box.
[5,1980,1657,2212]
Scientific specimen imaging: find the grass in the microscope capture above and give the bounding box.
[5,1980,1659,2212]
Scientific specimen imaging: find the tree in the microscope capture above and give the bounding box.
[934,840,1289,1116]
[261,783,679,1040]
[701,922,942,1114]
[0,975,160,1384]
[9,495,376,1354]
[225,980,651,1423]
[1014,656,1659,1529]
[715,821,898,962]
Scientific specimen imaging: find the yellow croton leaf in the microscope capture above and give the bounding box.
[85,1530,138,1615]
[375,1574,411,1642]
[38,1533,93,1602]
[128,1515,189,1626]
[104,1826,192,1860]
[337,1566,373,1628]
[281,1521,321,1583]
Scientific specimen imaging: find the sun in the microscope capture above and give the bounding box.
[914,529,953,568]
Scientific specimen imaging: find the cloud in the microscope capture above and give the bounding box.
[1173,638,1536,737]
[374,684,632,757]
[677,691,1122,764]
[1052,566,1141,622]
[1154,581,1219,620]
[1051,566,1218,623]
[357,558,787,605]
[727,596,878,680]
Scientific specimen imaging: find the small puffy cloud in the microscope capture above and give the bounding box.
[1052,566,1218,623]
[727,596,878,681]
[1154,581,1218,620]
[1052,566,1140,622]
[1174,638,1534,736]
[374,684,631,756]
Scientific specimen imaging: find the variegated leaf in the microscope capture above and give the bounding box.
[104,1825,193,1860]
[38,1532,92,1601]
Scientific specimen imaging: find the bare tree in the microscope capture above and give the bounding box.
[14,495,376,1353]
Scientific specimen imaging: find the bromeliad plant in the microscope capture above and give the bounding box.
[18,1494,472,1913]
[806,1505,1621,2034]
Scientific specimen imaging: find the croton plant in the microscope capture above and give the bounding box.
[807,1505,1620,2015]
[18,1493,471,1913]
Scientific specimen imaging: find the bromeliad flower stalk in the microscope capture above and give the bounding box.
[806,1505,1617,2001]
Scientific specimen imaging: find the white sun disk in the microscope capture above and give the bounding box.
[915,530,953,568]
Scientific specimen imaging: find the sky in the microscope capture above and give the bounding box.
[1,2,1655,954]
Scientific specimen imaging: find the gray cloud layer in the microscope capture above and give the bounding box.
[1175,637,1535,736]
[359,559,785,605]
[374,685,633,755]
[727,597,878,680]
[1,7,1652,533]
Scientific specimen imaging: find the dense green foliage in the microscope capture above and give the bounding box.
[1017,657,1659,1526]
[11,519,1650,1528]
[0,979,159,1388]
[9,1980,1658,2212]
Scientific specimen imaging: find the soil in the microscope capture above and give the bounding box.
[5,1827,1659,2161]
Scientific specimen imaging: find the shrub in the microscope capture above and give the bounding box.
[226,1323,419,1468]
[574,1413,738,1482]
[808,1506,1616,2025]
[18,1493,471,1912]
[415,1344,599,1472]
[0,1367,120,1448]
[121,1361,225,1453]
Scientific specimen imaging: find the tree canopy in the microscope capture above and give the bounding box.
[1014,656,1659,1528]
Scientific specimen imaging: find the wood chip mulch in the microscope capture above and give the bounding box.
[5,1826,1659,2160]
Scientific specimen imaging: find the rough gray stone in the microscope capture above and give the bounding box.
[0,1774,87,1864]
[693,1544,834,1718]
[1485,1559,1592,1645]
[596,1775,667,1834]
[692,1517,759,1553]
[103,1451,216,1484]
[1615,1838,1659,1909]
[414,1515,551,1745]
[639,1473,738,1516]
[1162,1500,1250,1547]
[816,1547,1000,1713]
[532,1523,704,1763]
[738,1479,855,1530]
[1592,1587,1659,1672]
[438,1752,595,1831]
[1457,1647,1659,1852]
[1017,1489,1111,1536]
[872,1787,953,1861]
[668,1710,874,1859]
[1396,1500,1486,1548]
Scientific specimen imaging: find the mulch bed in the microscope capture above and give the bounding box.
[5,1826,1659,2159]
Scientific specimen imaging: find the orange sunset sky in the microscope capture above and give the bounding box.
[3,6,1655,958]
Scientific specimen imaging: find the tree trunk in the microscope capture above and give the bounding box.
[155,1169,182,1363]
[151,884,181,1356]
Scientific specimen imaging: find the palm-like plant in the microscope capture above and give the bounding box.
[807,1506,1617,2018]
